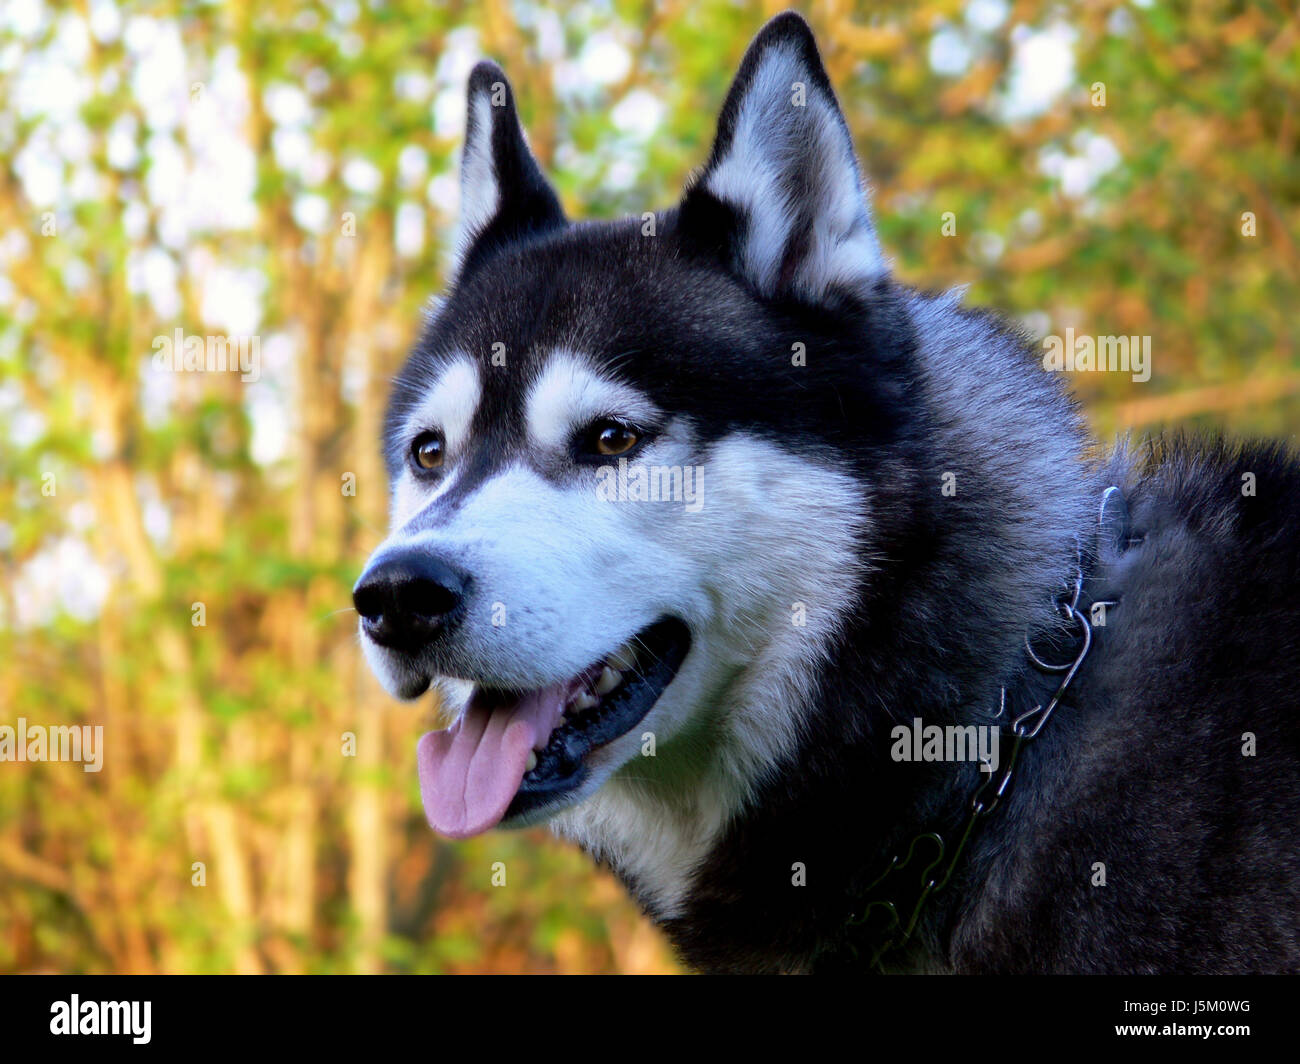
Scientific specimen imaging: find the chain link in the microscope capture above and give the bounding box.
[841,583,1095,972]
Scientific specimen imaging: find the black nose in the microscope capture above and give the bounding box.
[352,550,467,653]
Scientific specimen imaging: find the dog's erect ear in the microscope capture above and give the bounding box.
[679,12,886,303]
[453,61,565,278]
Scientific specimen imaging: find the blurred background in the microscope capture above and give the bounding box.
[0,0,1296,974]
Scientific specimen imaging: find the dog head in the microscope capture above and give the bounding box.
[355,13,911,853]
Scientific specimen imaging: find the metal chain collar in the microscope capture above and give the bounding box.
[838,562,1100,973]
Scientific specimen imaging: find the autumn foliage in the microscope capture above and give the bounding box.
[1,0,1296,974]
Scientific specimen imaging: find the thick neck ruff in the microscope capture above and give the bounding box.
[816,485,1135,973]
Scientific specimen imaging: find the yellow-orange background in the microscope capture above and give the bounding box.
[1,0,1296,973]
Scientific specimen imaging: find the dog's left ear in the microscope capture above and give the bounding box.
[453,61,566,279]
[679,12,886,303]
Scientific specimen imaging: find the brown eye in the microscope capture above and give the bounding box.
[589,421,640,457]
[411,431,445,471]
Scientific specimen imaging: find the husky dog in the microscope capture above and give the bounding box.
[354,12,1300,973]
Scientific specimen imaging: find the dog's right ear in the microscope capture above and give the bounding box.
[452,62,566,279]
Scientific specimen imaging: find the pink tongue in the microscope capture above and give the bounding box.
[417,683,570,839]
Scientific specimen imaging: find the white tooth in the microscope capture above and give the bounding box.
[607,644,638,672]
[526,751,538,772]
[573,690,599,711]
[594,666,621,696]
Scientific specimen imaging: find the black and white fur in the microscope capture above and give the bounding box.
[359,13,1300,973]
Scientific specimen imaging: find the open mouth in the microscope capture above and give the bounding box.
[416,618,691,838]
